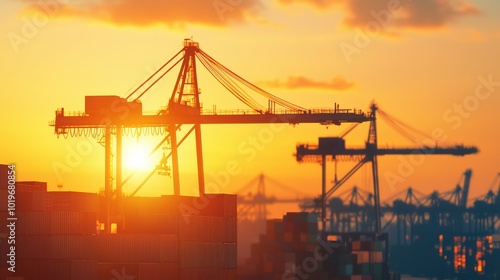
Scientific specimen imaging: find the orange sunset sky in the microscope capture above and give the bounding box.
[1,0,499,217]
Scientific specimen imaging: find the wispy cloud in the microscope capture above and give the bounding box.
[263,76,355,90]
[278,0,478,31]
[19,0,264,27]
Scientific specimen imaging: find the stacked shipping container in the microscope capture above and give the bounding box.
[240,213,390,280]
[0,182,237,280]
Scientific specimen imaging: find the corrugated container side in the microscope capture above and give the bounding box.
[0,190,8,211]
[136,234,161,262]
[225,217,237,243]
[224,269,237,280]
[180,243,235,269]
[0,165,9,190]
[181,268,229,280]
[162,262,179,279]
[21,235,50,260]
[98,263,139,280]
[138,263,162,280]
[21,259,48,279]
[71,260,98,280]
[49,211,97,235]
[160,234,178,262]
[99,234,169,263]
[224,243,237,268]
[45,191,98,212]
[48,235,98,260]
[46,260,72,280]
[122,213,178,234]
[224,194,237,217]
[17,212,50,235]
[16,181,47,192]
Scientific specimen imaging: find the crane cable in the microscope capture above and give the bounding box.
[125,49,184,101]
[132,56,184,102]
[196,52,264,112]
[197,49,306,112]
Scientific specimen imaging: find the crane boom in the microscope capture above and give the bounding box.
[296,145,479,161]
[51,109,369,132]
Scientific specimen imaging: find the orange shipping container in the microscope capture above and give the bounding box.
[98,263,139,280]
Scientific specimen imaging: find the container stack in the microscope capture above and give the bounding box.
[7,188,99,280]
[322,232,389,280]
[240,213,390,280]
[240,212,324,280]
[0,178,237,280]
[111,194,238,280]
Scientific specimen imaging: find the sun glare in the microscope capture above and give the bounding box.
[123,142,153,170]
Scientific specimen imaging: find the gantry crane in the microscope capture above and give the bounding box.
[237,173,312,221]
[295,103,478,233]
[49,39,370,233]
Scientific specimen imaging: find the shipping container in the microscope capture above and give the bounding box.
[98,262,139,280]
[136,262,180,280]
[16,191,46,212]
[98,234,178,263]
[225,217,237,243]
[45,191,97,212]
[181,268,237,280]
[16,182,47,192]
[14,259,96,280]
[160,234,178,263]
[0,164,9,190]
[121,213,178,234]
[49,211,97,235]
[180,243,236,269]
[180,215,228,243]
[48,235,98,260]
[17,212,51,235]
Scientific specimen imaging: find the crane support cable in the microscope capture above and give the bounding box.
[196,53,264,112]
[377,109,435,142]
[197,49,306,111]
[340,123,360,138]
[132,56,184,102]
[199,49,305,111]
[197,55,263,111]
[377,111,421,143]
[125,49,184,100]
[197,52,269,111]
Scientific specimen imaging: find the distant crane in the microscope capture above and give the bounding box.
[295,103,478,233]
[49,39,370,233]
[237,173,312,221]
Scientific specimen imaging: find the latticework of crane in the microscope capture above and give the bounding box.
[294,103,479,233]
[49,39,370,233]
[304,170,499,247]
[236,173,313,222]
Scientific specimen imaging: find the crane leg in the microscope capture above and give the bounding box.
[195,123,205,195]
[371,155,381,234]
[170,125,181,195]
[321,154,326,232]
[104,126,111,234]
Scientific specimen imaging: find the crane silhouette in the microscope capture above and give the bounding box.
[236,173,313,221]
[295,103,478,233]
[49,39,370,233]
